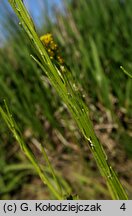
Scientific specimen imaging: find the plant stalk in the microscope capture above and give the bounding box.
[8,0,128,199]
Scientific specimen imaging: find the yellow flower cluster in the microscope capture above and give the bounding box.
[40,33,64,65]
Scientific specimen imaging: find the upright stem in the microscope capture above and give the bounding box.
[8,0,128,199]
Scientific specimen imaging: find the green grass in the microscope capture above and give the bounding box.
[0,100,70,199]
[55,0,132,115]
[121,66,132,79]
[0,0,131,199]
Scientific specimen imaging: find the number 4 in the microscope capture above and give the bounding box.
[120,203,126,211]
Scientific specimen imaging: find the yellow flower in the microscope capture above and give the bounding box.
[40,33,64,65]
[40,33,53,46]
[50,40,58,50]
[47,49,54,58]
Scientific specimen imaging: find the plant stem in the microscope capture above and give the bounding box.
[8,0,128,199]
[0,103,63,200]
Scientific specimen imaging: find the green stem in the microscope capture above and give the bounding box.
[0,104,63,200]
[8,0,128,199]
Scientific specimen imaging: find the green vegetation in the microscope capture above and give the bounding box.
[0,0,131,199]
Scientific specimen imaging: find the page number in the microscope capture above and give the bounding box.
[120,203,126,211]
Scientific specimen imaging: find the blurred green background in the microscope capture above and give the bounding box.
[0,0,132,199]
